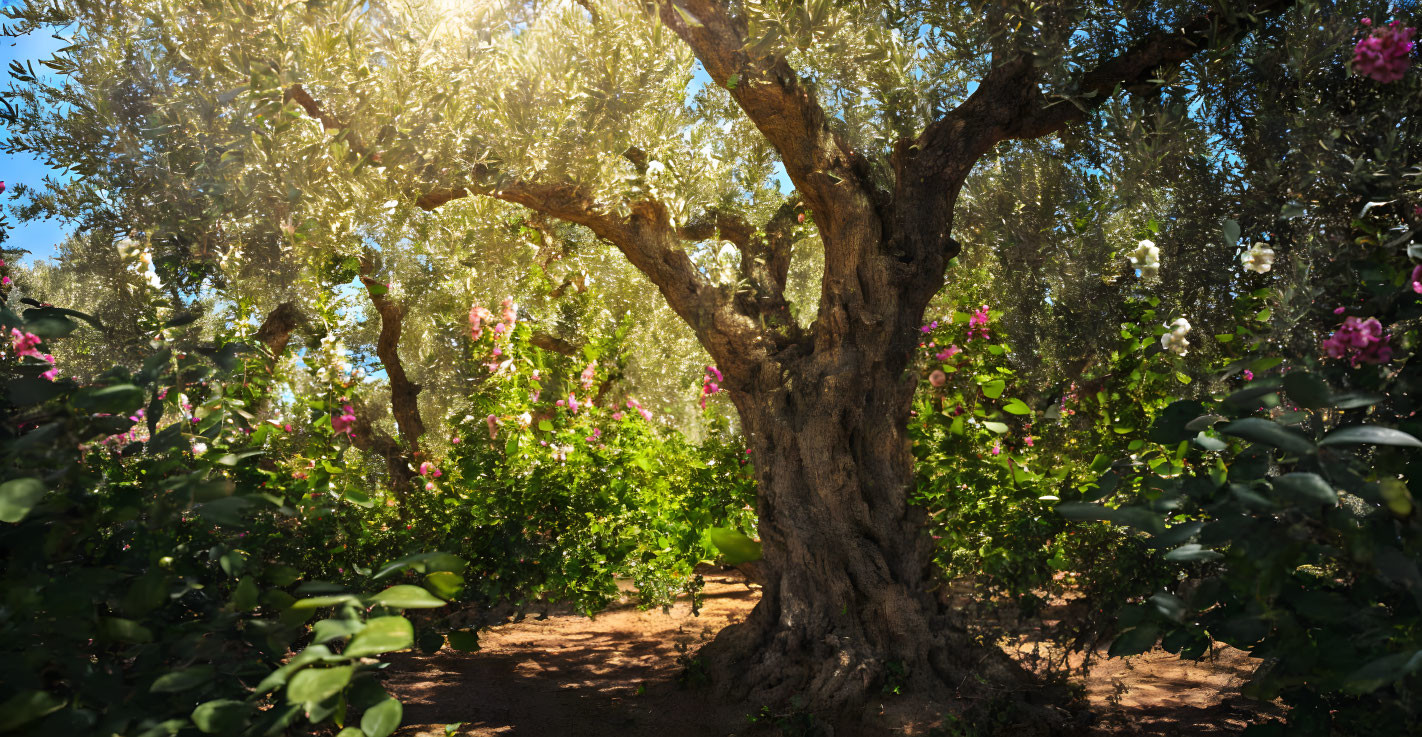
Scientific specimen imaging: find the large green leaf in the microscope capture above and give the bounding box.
[1001,398,1031,415]
[708,527,762,564]
[424,571,465,600]
[447,630,480,652]
[368,585,448,609]
[6,377,65,406]
[980,379,1006,399]
[286,665,354,704]
[313,617,366,644]
[1148,400,1206,444]
[1271,473,1338,506]
[1282,372,1331,410]
[72,384,146,414]
[0,477,46,523]
[1219,418,1315,455]
[190,700,252,735]
[1319,426,1422,448]
[360,697,403,737]
[1343,650,1422,694]
[0,690,66,732]
[345,617,414,658]
[151,666,216,693]
[1108,625,1160,657]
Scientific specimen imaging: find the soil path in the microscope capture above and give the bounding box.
[386,571,1271,736]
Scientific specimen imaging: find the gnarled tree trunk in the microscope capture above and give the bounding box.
[286,0,1292,725]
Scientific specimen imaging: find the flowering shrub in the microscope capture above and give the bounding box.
[1322,315,1394,366]
[0,298,455,737]
[1352,18,1417,83]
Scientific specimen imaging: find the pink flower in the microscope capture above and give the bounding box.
[935,345,961,361]
[567,393,580,414]
[586,428,601,442]
[331,404,357,437]
[452,436,461,444]
[612,411,624,421]
[283,424,293,433]
[1,276,10,287]
[990,443,1001,456]
[425,482,436,491]
[969,305,990,329]
[928,369,947,387]
[1024,436,1034,448]
[419,461,442,478]
[1353,19,1416,83]
[581,361,597,390]
[1321,316,1393,366]
[468,305,493,340]
[1334,306,1347,314]
[706,365,723,383]
[40,367,59,382]
[638,408,653,422]
[531,370,541,381]
[486,413,499,439]
[501,298,517,328]
[10,329,42,359]
[1242,369,1254,381]
[1411,263,1422,294]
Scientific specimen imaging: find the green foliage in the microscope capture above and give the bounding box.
[0,300,450,736]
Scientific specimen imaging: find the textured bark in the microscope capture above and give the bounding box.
[351,267,428,505]
[287,1,1296,725]
[254,301,302,358]
[359,274,425,453]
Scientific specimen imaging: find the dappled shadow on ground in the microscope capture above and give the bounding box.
[385,570,762,737]
[386,570,1278,736]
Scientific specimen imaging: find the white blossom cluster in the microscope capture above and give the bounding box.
[1241,242,1275,274]
[1127,239,1161,279]
[1160,317,1191,356]
[315,332,354,385]
[116,237,163,291]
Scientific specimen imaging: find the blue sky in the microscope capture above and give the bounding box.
[1,22,69,264]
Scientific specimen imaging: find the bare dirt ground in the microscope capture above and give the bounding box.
[386,570,1275,736]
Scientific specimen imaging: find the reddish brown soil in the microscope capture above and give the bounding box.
[386,570,1274,736]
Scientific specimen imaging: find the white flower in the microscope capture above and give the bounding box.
[191,442,208,455]
[1127,240,1161,278]
[1160,317,1191,356]
[1241,242,1275,274]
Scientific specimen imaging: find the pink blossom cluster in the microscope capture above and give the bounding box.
[935,345,961,361]
[700,365,723,409]
[468,305,493,340]
[418,460,442,477]
[486,413,499,439]
[1321,315,1393,366]
[556,392,585,413]
[9,328,58,380]
[580,361,597,391]
[331,403,357,437]
[619,397,653,422]
[1353,19,1416,83]
[0,257,10,287]
[1410,263,1422,294]
[966,305,991,341]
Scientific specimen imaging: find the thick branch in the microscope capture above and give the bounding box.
[254,301,302,357]
[529,331,582,356]
[288,83,783,379]
[654,0,881,229]
[913,0,1296,177]
[359,270,425,453]
[1006,0,1296,141]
